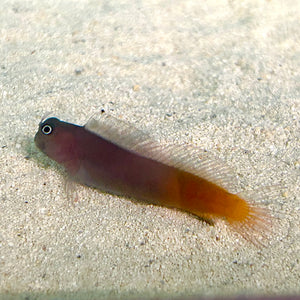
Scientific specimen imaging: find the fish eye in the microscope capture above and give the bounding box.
[41,124,53,135]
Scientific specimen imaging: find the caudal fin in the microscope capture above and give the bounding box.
[228,203,273,247]
[227,186,289,247]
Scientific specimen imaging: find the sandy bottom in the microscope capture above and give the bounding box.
[0,0,299,299]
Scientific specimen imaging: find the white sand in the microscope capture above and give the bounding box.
[0,0,299,299]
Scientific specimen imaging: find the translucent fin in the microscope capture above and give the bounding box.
[229,185,291,247]
[161,144,239,193]
[65,178,79,206]
[84,112,158,158]
[84,112,239,193]
[230,204,273,247]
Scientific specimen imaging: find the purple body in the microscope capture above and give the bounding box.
[34,118,179,205]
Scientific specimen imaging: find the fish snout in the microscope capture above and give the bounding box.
[34,133,45,152]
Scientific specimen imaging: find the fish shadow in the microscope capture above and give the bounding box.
[24,136,64,173]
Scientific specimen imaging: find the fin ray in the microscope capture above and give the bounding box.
[85,112,239,193]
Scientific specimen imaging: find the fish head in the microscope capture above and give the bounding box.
[34,117,78,164]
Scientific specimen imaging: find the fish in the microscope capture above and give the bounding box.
[34,112,272,245]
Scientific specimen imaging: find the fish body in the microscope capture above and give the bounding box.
[35,118,180,206]
[35,116,270,243]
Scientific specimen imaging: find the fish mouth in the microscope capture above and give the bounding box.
[34,133,45,152]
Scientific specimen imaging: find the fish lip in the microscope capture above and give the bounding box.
[34,133,45,151]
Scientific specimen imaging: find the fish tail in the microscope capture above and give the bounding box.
[178,173,274,246]
[226,193,274,246]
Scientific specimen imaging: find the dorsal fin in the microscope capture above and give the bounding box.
[162,144,239,193]
[84,112,239,193]
[85,113,156,157]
